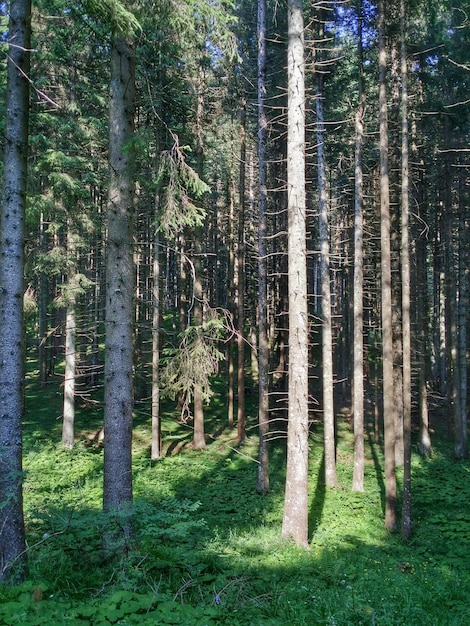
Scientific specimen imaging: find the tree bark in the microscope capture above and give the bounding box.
[455,171,468,459]
[192,63,207,450]
[151,227,161,459]
[62,226,77,449]
[282,0,309,547]
[237,98,247,444]
[0,0,32,583]
[316,76,337,488]
[379,0,397,531]
[352,0,365,493]
[103,33,135,540]
[400,0,412,539]
[256,0,269,494]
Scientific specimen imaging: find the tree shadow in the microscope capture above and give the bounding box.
[309,451,326,537]
[367,428,385,515]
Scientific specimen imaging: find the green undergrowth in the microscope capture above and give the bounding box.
[1,372,470,625]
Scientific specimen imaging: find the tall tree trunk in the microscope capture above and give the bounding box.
[352,0,365,493]
[151,227,161,459]
[316,76,337,488]
[103,33,135,543]
[38,212,48,386]
[237,99,247,444]
[455,171,468,459]
[192,63,207,450]
[256,0,269,494]
[0,0,31,583]
[227,168,236,429]
[282,0,309,547]
[400,0,412,539]
[62,226,76,449]
[379,0,397,531]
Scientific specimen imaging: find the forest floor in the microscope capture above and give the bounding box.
[1,362,469,625]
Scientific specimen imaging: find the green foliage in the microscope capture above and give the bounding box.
[155,140,210,238]
[160,309,226,414]
[6,395,470,625]
[80,0,141,35]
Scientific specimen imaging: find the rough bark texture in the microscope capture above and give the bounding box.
[455,174,468,459]
[400,0,412,538]
[282,0,309,547]
[256,0,269,495]
[317,78,337,489]
[352,0,365,493]
[192,64,206,450]
[151,228,161,459]
[379,0,397,531]
[0,0,32,583]
[237,99,247,444]
[103,34,135,527]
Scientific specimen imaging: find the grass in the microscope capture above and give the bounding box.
[1,358,469,624]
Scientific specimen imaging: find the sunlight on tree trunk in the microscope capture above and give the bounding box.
[352,0,365,494]
[282,0,309,547]
[400,0,412,539]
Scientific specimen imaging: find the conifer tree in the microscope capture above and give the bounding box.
[0,0,32,583]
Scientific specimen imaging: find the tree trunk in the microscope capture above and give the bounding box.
[316,76,337,488]
[103,33,135,543]
[237,99,247,444]
[192,63,207,450]
[62,226,77,449]
[400,0,412,539]
[379,0,397,531]
[282,0,309,547]
[455,172,468,459]
[0,0,31,584]
[352,0,365,493]
[256,0,269,494]
[151,227,161,459]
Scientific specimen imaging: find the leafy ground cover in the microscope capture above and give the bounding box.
[1,366,469,625]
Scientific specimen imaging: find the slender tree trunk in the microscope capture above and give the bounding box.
[38,212,48,386]
[0,0,31,583]
[151,227,161,459]
[316,77,337,488]
[227,170,236,429]
[352,0,365,493]
[237,99,247,444]
[282,0,309,547]
[62,226,76,449]
[455,172,468,459]
[400,0,412,539]
[415,134,431,455]
[379,0,397,531]
[192,64,207,450]
[257,0,269,494]
[103,33,135,542]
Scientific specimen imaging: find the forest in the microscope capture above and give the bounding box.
[0,0,469,623]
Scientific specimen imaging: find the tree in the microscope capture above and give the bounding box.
[102,19,137,547]
[316,68,337,489]
[352,0,365,493]
[0,0,32,583]
[256,0,269,495]
[378,0,397,531]
[282,0,309,547]
[400,0,412,539]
